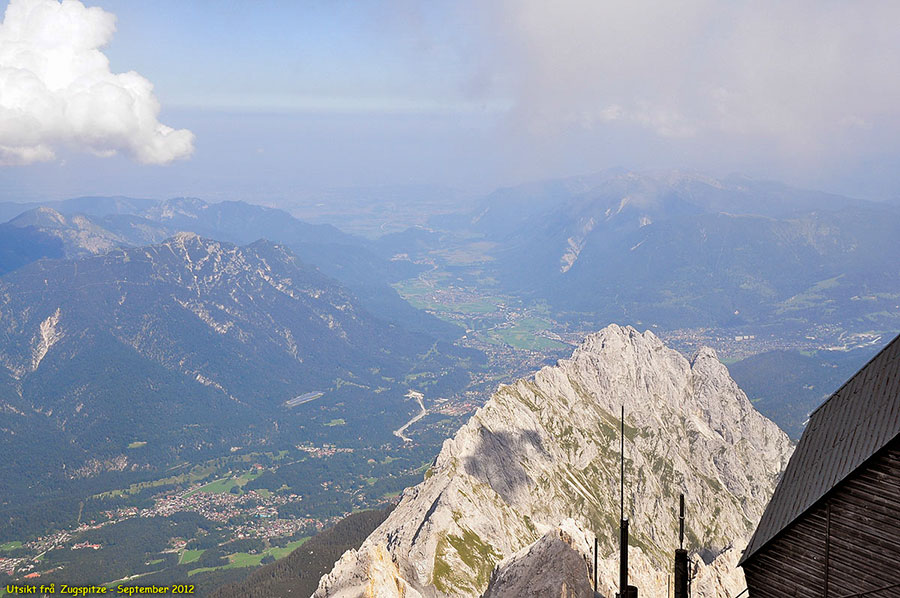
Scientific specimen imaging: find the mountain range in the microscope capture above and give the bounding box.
[1,197,460,342]
[448,172,900,329]
[0,233,476,534]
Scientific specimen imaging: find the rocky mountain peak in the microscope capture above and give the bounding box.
[147,236,306,297]
[481,519,595,598]
[9,207,129,254]
[576,322,661,351]
[691,345,721,365]
[170,230,201,243]
[12,206,68,227]
[149,234,241,282]
[313,324,793,598]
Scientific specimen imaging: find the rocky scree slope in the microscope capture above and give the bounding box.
[312,325,793,598]
[480,519,596,598]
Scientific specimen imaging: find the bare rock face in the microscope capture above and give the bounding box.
[314,544,423,598]
[481,519,595,598]
[313,325,793,598]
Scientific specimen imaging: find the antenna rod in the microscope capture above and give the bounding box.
[620,405,624,522]
[620,516,629,597]
[675,494,688,598]
[619,405,628,598]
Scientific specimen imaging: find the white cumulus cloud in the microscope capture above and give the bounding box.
[0,0,194,166]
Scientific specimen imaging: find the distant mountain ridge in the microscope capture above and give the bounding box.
[453,171,900,328]
[0,197,366,256]
[0,196,159,223]
[142,197,362,248]
[466,171,881,239]
[7,206,171,255]
[1,196,461,341]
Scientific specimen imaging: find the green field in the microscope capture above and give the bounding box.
[266,538,309,560]
[482,317,569,350]
[226,552,265,568]
[189,478,237,495]
[186,565,224,576]
[391,279,504,316]
[1,541,22,551]
[179,549,205,565]
[186,470,261,496]
[187,538,309,576]
[454,299,504,314]
[432,241,497,265]
[94,451,286,499]
[94,462,220,499]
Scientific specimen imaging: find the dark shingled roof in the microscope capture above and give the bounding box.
[740,333,900,565]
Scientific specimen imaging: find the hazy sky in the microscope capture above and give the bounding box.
[1,0,899,203]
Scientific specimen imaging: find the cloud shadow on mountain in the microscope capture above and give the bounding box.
[463,427,547,503]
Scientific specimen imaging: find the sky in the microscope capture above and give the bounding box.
[1,0,899,204]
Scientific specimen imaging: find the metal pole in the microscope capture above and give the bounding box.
[619,405,628,598]
[621,405,625,523]
[620,517,629,598]
[674,549,688,598]
[675,494,688,598]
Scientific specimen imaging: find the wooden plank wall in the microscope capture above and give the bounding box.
[743,439,900,597]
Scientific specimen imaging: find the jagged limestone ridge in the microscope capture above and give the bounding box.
[313,324,793,598]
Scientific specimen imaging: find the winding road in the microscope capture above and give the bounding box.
[394,390,427,442]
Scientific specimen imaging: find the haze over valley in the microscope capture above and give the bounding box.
[1,172,894,593]
[1,0,899,596]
